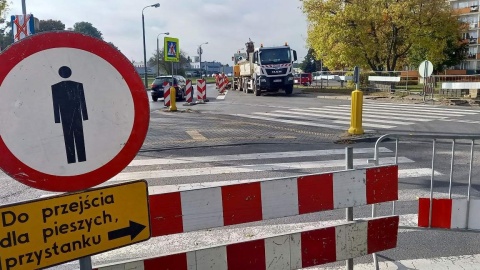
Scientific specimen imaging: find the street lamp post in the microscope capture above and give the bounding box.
[198,42,208,78]
[142,3,160,89]
[156,32,169,77]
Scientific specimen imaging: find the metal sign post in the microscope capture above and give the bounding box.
[418,60,433,103]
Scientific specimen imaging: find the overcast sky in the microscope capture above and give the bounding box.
[7,0,309,65]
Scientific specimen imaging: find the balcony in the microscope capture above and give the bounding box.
[455,7,472,15]
[468,53,477,59]
[470,22,478,29]
[471,5,479,12]
[470,38,478,44]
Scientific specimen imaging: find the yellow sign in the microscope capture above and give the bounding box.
[164,37,180,62]
[0,181,150,270]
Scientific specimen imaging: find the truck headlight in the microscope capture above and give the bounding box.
[288,76,294,81]
[260,78,267,82]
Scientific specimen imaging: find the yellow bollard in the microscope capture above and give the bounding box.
[348,89,364,135]
[169,86,177,112]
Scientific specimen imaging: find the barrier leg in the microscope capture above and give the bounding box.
[345,147,354,270]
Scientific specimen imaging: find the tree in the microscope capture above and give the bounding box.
[0,21,13,50]
[303,0,462,71]
[408,35,468,72]
[73,22,103,40]
[148,49,190,75]
[300,48,321,73]
[0,0,10,50]
[37,19,65,32]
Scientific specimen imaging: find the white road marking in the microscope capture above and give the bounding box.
[437,119,480,124]
[336,104,477,115]
[129,147,391,166]
[111,157,413,181]
[320,253,480,269]
[286,109,419,124]
[145,169,442,195]
[216,90,227,100]
[255,111,412,126]
[306,107,447,119]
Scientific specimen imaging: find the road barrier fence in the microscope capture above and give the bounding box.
[94,150,400,270]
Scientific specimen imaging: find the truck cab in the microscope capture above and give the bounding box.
[252,44,297,95]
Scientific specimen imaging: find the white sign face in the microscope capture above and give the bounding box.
[418,60,433,78]
[0,48,134,176]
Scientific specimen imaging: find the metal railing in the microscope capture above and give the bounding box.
[370,133,480,229]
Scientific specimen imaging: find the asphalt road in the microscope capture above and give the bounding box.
[2,84,480,269]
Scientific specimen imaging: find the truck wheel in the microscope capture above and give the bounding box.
[285,85,293,96]
[254,82,261,96]
[152,97,158,102]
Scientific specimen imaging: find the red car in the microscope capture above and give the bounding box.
[294,73,312,86]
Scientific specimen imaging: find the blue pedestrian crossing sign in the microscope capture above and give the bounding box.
[164,37,179,62]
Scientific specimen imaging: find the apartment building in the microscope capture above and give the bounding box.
[451,0,480,72]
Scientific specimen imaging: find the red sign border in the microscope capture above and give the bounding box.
[0,32,149,192]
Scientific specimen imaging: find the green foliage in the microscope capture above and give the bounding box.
[0,0,11,50]
[148,49,190,76]
[303,0,462,71]
[37,19,65,32]
[73,21,103,40]
[300,48,321,73]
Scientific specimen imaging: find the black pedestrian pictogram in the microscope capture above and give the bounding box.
[52,66,89,164]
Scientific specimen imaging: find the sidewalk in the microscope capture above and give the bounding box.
[321,254,480,269]
[311,90,480,106]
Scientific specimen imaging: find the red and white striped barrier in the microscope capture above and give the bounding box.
[418,198,480,229]
[184,79,193,105]
[148,165,397,236]
[94,165,399,269]
[219,75,227,94]
[163,81,171,107]
[196,79,206,104]
[95,216,398,270]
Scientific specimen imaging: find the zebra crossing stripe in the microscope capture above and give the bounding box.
[336,104,476,116]
[254,112,413,126]
[129,147,392,166]
[146,168,442,195]
[110,157,413,181]
[289,109,433,122]
[312,107,447,119]
[366,102,480,113]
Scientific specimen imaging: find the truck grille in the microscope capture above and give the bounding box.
[265,68,288,76]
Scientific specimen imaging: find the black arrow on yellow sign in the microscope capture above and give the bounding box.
[108,221,146,241]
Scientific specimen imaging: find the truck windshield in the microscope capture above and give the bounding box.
[259,48,291,65]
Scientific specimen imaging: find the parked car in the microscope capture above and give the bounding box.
[294,73,312,86]
[150,76,186,102]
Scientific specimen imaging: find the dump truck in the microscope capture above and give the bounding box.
[232,39,297,96]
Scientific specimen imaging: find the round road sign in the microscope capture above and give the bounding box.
[0,32,149,192]
[418,60,433,78]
